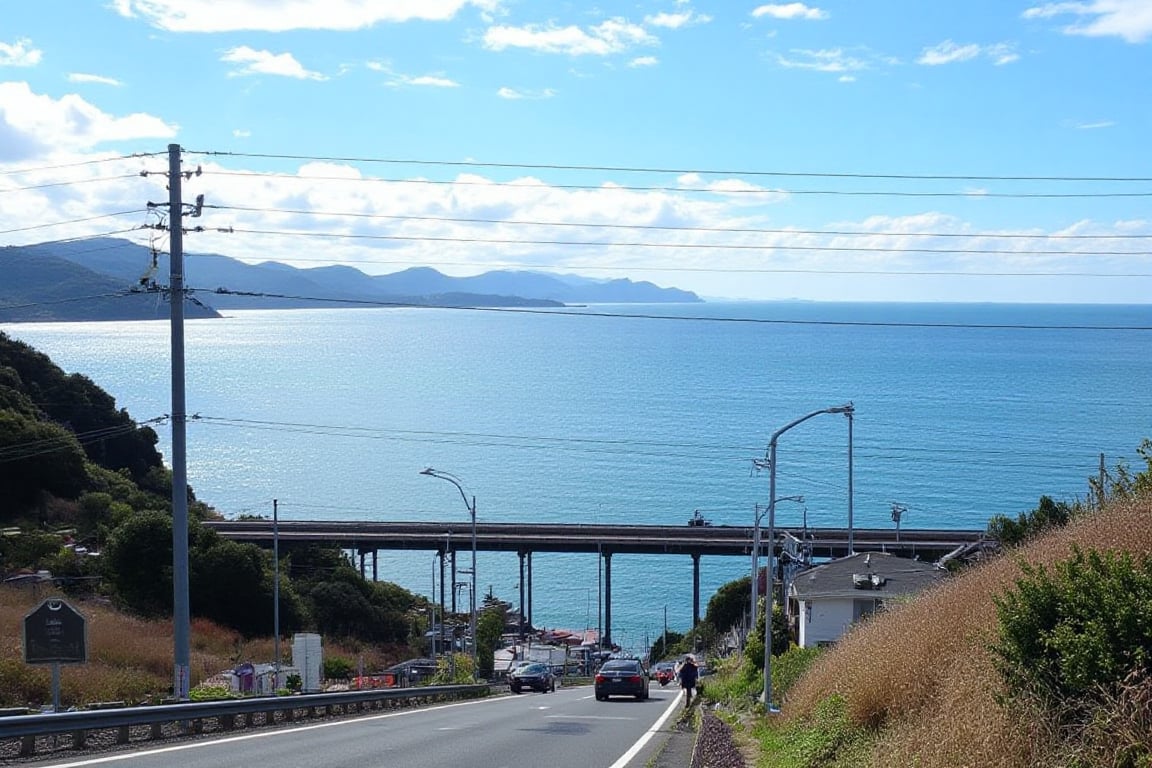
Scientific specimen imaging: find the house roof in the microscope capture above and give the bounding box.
[788,551,946,601]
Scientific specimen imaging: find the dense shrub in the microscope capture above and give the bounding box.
[991,545,1152,715]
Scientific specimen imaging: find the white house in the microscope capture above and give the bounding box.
[788,552,947,649]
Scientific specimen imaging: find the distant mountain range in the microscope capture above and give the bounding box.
[0,238,701,322]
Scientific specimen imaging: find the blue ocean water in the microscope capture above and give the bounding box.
[4,301,1150,654]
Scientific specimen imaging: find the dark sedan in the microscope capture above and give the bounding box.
[509,662,556,693]
[594,659,649,701]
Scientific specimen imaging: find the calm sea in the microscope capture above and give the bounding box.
[4,301,1151,654]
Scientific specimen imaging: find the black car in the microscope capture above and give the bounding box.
[509,662,556,693]
[594,659,649,701]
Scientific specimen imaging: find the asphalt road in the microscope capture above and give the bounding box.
[29,683,685,768]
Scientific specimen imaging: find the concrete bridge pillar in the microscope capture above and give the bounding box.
[603,550,613,647]
[692,553,701,629]
[517,551,526,639]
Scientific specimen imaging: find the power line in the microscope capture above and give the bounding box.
[218,225,1152,258]
[193,286,1152,329]
[189,150,1152,183]
[0,211,146,236]
[0,152,164,176]
[207,170,1152,199]
[209,204,1152,241]
[0,291,142,312]
[0,173,143,194]
[197,254,1149,279]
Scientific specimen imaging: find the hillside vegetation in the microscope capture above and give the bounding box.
[0,331,432,705]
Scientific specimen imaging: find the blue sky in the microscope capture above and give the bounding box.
[2,0,1150,302]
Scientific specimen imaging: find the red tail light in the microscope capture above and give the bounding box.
[594,674,605,683]
[628,675,641,683]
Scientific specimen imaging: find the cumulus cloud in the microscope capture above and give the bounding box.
[367,63,460,87]
[751,3,828,20]
[497,86,556,99]
[221,47,326,80]
[774,48,872,73]
[483,18,656,55]
[644,10,712,28]
[629,56,659,67]
[68,73,123,86]
[918,40,1020,65]
[1023,0,1152,43]
[0,38,43,67]
[111,0,500,32]
[0,81,175,162]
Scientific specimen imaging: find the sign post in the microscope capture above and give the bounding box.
[23,599,87,712]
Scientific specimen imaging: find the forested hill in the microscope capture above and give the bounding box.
[0,332,422,647]
[1,237,702,322]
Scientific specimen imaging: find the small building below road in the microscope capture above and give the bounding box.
[789,552,947,648]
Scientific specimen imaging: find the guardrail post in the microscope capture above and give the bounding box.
[19,734,36,757]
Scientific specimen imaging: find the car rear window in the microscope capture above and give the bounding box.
[601,661,639,672]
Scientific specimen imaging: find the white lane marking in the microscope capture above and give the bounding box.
[545,715,634,721]
[607,695,683,768]
[31,696,526,767]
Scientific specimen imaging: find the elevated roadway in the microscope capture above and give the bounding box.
[205,519,987,644]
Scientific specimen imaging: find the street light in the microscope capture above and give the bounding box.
[759,402,854,713]
[421,468,477,679]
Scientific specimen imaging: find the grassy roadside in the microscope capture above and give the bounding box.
[696,496,1152,768]
[0,589,395,708]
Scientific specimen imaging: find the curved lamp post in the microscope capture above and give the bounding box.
[421,468,477,679]
[761,402,854,713]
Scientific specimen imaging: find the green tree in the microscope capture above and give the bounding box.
[102,511,173,616]
[476,605,505,679]
[744,599,789,672]
[0,412,88,513]
[986,495,1075,548]
[704,574,750,634]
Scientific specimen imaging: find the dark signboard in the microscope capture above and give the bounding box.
[23,599,87,665]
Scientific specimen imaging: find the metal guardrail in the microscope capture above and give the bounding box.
[0,684,489,758]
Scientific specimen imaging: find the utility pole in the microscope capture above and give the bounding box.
[273,498,280,684]
[168,143,191,701]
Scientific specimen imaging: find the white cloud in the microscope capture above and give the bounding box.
[497,86,556,99]
[368,63,461,87]
[483,18,657,56]
[221,47,327,80]
[233,128,251,137]
[775,48,871,73]
[751,3,828,20]
[408,75,460,87]
[0,38,43,67]
[0,81,175,162]
[918,40,1020,66]
[838,74,856,82]
[1076,120,1115,129]
[644,10,712,28]
[112,0,500,32]
[917,40,981,65]
[1023,0,1152,43]
[68,73,123,86]
[629,56,659,67]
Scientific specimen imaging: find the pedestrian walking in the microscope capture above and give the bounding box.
[677,654,699,706]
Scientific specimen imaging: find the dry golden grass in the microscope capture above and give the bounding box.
[0,588,396,708]
[781,496,1152,768]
